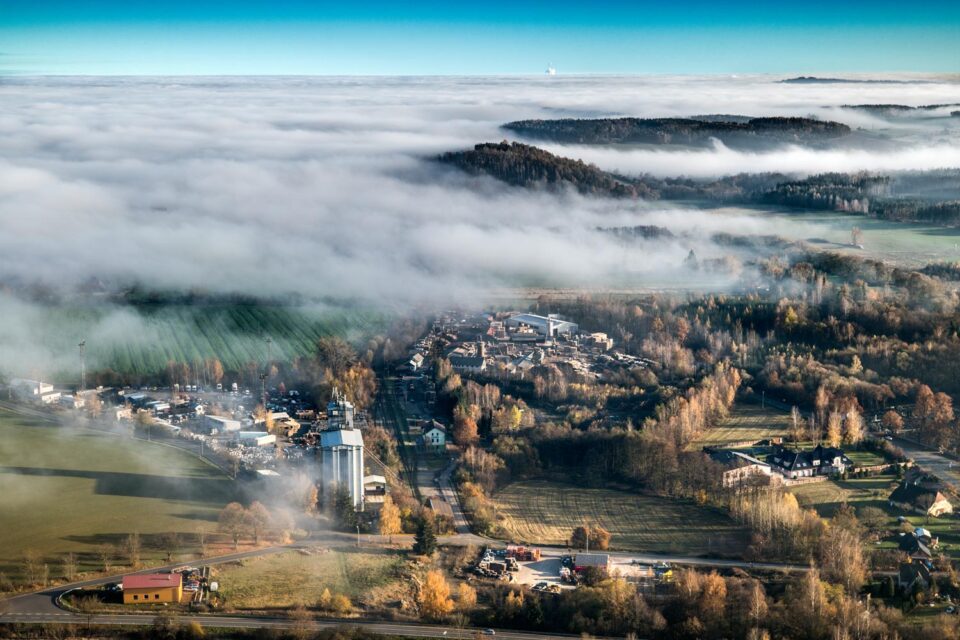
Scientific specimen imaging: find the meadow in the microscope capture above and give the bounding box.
[0,409,237,585]
[214,549,405,611]
[711,206,960,268]
[693,401,793,448]
[27,302,386,380]
[492,479,749,556]
[789,474,898,519]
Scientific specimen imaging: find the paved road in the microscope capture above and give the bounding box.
[0,611,588,640]
[892,436,960,492]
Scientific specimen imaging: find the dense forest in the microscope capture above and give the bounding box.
[502,116,851,149]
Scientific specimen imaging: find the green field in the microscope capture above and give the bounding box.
[710,206,960,268]
[215,549,404,611]
[492,479,749,556]
[789,474,898,518]
[0,409,237,584]
[12,301,385,379]
[844,449,889,467]
[694,402,792,448]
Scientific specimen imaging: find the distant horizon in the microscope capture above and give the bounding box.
[1,72,956,79]
[2,1,957,75]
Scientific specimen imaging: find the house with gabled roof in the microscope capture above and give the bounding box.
[765,445,852,479]
[898,561,932,592]
[889,482,953,517]
[706,448,778,487]
[898,532,933,561]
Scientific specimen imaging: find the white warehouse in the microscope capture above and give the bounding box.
[505,313,579,338]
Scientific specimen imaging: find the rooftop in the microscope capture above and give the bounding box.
[320,428,364,448]
[123,573,182,590]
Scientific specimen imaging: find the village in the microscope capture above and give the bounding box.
[5,307,960,637]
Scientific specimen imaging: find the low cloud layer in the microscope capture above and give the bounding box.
[1,75,957,298]
[544,140,960,179]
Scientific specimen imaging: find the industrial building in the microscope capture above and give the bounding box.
[9,378,60,404]
[504,313,579,339]
[205,415,242,433]
[319,390,365,510]
[122,573,183,604]
[327,389,355,430]
[236,431,277,447]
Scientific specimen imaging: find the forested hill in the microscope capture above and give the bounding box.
[501,116,851,149]
[440,141,960,226]
[438,141,647,198]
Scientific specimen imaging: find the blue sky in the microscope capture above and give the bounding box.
[1,1,958,75]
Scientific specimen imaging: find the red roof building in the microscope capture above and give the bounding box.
[122,573,183,604]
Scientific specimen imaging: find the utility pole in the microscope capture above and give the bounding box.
[78,341,86,392]
[259,372,268,408]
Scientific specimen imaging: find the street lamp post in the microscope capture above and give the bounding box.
[78,341,86,392]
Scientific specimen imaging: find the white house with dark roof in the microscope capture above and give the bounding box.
[766,445,852,479]
[420,422,447,452]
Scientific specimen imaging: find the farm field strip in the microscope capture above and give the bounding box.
[693,402,792,448]
[492,480,749,556]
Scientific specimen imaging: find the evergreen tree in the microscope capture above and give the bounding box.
[333,484,358,531]
[413,515,438,555]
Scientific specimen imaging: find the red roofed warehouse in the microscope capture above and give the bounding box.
[122,573,182,604]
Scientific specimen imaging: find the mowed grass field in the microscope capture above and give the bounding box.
[492,480,750,556]
[0,409,237,583]
[789,474,898,518]
[693,402,792,448]
[215,549,404,610]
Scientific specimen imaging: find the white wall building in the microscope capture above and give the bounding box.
[505,313,579,338]
[237,431,276,447]
[319,427,365,510]
[9,378,54,397]
[205,415,242,433]
[421,423,446,451]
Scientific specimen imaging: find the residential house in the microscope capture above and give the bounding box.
[706,449,778,488]
[420,422,447,452]
[766,445,852,479]
[889,483,954,517]
[898,562,932,592]
[409,352,425,371]
[898,533,933,561]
